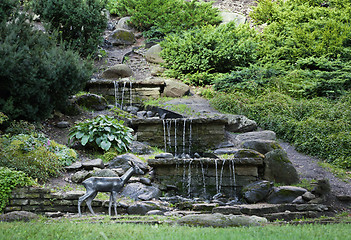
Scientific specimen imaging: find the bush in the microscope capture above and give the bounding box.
[32,0,108,57]
[160,22,258,83]
[0,134,77,181]
[0,13,93,121]
[210,91,351,169]
[110,0,221,38]
[0,0,18,20]
[0,167,35,212]
[69,115,133,152]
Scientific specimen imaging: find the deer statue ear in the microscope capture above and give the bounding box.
[129,161,135,167]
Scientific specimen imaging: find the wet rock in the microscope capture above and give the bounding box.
[145,44,164,64]
[225,114,257,133]
[64,161,82,171]
[151,66,166,76]
[116,17,135,31]
[129,141,153,155]
[162,79,190,98]
[82,158,105,170]
[242,140,282,155]
[44,212,64,218]
[267,186,307,204]
[264,149,299,184]
[127,201,169,215]
[101,64,133,79]
[146,210,164,216]
[302,192,316,201]
[0,211,39,222]
[292,196,305,204]
[140,177,152,186]
[108,153,148,172]
[155,153,174,159]
[177,213,267,227]
[107,29,135,46]
[137,111,147,118]
[235,130,276,142]
[71,170,91,183]
[121,182,161,201]
[74,93,108,111]
[242,181,273,203]
[56,121,70,128]
[91,169,118,178]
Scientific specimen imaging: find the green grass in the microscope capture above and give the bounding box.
[0,221,350,240]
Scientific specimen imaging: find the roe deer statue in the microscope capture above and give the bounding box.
[78,161,144,217]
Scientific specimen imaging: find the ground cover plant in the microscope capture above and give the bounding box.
[0,221,350,240]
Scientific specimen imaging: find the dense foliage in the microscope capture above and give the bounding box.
[109,0,221,39]
[32,0,108,57]
[160,23,257,85]
[69,115,133,152]
[0,0,17,20]
[0,133,77,181]
[0,11,92,121]
[0,167,35,212]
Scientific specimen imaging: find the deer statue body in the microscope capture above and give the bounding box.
[78,161,144,217]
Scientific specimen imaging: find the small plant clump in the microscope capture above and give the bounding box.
[0,167,35,212]
[69,115,133,152]
[0,133,78,181]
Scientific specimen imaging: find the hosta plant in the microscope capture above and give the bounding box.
[69,115,133,152]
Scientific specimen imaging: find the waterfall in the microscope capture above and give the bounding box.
[120,81,126,109]
[167,120,171,151]
[163,120,167,152]
[200,160,207,197]
[174,119,177,157]
[187,160,193,197]
[219,159,226,193]
[182,159,187,191]
[182,119,186,155]
[188,119,192,155]
[129,81,132,107]
[231,160,238,201]
[113,80,119,108]
[215,159,219,194]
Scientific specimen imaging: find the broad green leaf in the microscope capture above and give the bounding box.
[81,135,90,145]
[101,140,111,151]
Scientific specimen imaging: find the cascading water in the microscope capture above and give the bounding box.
[129,81,132,107]
[231,160,238,201]
[174,119,177,156]
[215,159,219,194]
[113,80,119,108]
[182,119,186,155]
[218,159,226,194]
[200,160,207,197]
[163,120,167,152]
[188,119,192,154]
[120,81,126,109]
[187,160,193,197]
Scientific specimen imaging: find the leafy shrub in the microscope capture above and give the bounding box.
[210,91,351,169]
[0,0,18,20]
[110,0,221,38]
[69,115,133,152]
[0,167,35,212]
[4,120,37,135]
[0,13,93,121]
[214,65,280,93]
[0,134,77,181]
[160,23,258,83]
[32,0,108,57]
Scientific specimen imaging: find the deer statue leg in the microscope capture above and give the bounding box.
[108,193,113,216]
[112,191,118,216]
[78,190,96,217]
[85,191,98,215]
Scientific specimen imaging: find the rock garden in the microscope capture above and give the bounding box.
[1,0,351,232]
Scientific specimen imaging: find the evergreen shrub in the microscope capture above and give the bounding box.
[0,13,92,121]
[32,0,108,57]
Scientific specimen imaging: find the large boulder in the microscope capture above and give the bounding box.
[116,17,135,31]
[162,79,190,97]
[225,114,257,133]
[71,170,91,183]
[234,130,276,142]
[121,182,161,201]
[107,29,135,46]
[108,153,148,172]
[267,186,307,204]
[242,140,282,155]
[129,141,153,155]
[74,93,108,111]
[0,211,39,222]
[101,64,133,79]
[242,180,273,203]
[82,159,105,170]
[145,44,165,64]
[127,201,170,215]
[91,169,119,178]
[264,149,299,184]
[177,213,267,227]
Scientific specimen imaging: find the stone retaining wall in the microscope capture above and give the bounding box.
[132,117,227,154]
[148,157,264,199]
[4,187,127,215]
